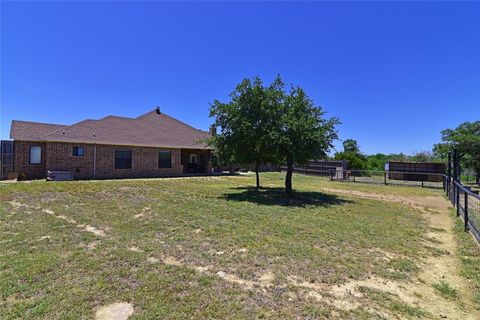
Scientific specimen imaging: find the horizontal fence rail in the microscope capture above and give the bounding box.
[447,177,480,242]
[285,160,479,243]
[280,160,347,177]
[279,166,332,177]
[329,169,445,189]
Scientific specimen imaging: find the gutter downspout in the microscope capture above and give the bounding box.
[93,144,96,179]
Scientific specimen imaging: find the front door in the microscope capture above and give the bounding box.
[188,154,197,172]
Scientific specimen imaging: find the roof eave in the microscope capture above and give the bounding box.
[11,138,213,150]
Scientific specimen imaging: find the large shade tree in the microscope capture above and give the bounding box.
[433,121,480,184]
[277,86,339,193]
[209,75,339,194]
[209,76,283,188]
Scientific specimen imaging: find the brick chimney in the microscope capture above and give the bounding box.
[209,125,217,136]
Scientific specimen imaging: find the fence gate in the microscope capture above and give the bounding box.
[0,140,14,180]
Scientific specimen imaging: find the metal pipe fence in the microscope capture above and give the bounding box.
[285,159,479,242]
[446,176,480,242]
[329,169,445,189]
[327,169,479,242]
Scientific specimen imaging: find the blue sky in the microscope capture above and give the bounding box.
[1,1,479,155]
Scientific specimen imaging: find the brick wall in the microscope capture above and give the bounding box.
[45,142,95,179]
[14,141,47,179]
[93,144,183,179]
[14,141,203,180]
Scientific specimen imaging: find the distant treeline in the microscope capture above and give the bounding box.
[331,139,443,171]
[333,119,479,186]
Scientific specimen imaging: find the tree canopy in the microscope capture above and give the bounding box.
[334,139,367,170]
[278,86,339,193]
[342,139,360,154]
[209,75,339,193]
[209,76,283,188]
[433,121,480,183]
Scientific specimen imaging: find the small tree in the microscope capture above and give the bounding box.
[277,86,339,194]
[334,139,367,170]
[342,139,361,154]
[209,77,282,188]
[433,121,480,184]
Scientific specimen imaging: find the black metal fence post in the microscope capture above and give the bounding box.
[447,152,451,196]
[384,171,387,185]
[453,149,458,182]
[464,191,469,232]
[446,177,449,197]
[456,184,460,216]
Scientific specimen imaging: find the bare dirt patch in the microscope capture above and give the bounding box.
[133,213,145,219]
[235,247,248,254]
[95,302,134,320]
[81,241,100,250]
[147,257,159,263]
[163,256,182,266]
[37,235,51,241]
[81,225,106,237]
[133,207,151,220]
[41,208,108,237]
[6,201,109,238]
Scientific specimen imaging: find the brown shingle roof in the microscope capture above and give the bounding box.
[10,120,67,141]
[10,110,211,149]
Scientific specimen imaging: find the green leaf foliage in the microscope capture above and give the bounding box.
[433,121,480,182]
[209,75,339,192]
[278,85,340,165]
[333,139,367,170]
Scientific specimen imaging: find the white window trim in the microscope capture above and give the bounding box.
[29,145,42,165]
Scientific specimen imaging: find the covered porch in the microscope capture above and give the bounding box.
[181,148,211,174]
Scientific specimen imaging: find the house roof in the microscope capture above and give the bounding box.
[10,120,67,141]
[10,110,212,149]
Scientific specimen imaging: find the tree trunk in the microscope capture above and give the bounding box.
[255,162,260,189]
[285,157,294,194]
[476,170,480,186]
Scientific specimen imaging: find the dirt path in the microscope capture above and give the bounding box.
[322,188,479,319]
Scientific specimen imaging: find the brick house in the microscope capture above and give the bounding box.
[9,108,214,180]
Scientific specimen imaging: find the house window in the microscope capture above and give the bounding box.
[115,149,132,169]
[29,146,42,164]
[158,150,172,168]
[73,146,85,156]
[189,154,197,164]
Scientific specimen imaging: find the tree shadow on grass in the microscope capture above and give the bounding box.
[221,186,352,208]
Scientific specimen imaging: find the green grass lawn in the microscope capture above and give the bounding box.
[0,173,473,319]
